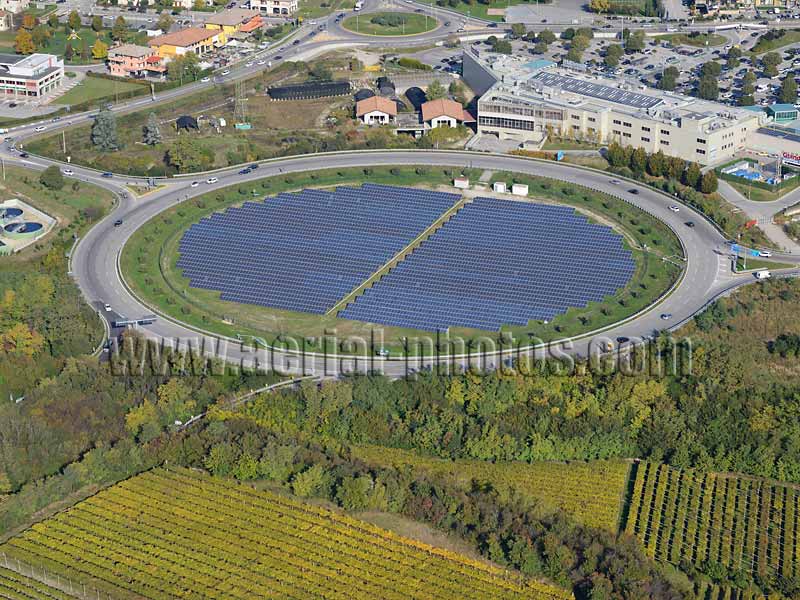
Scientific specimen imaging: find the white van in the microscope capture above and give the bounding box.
[755,270,771,280]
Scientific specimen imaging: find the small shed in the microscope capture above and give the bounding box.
[176,115,199,131]
[493,181,507,193]
[511,183,529,197]
[454,177,469,190]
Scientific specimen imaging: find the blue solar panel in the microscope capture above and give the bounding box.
[338,197,636,332]
[176,184,460,314]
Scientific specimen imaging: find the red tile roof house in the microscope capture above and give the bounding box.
[356,96,397,125]
[420,98,475,129]
[107,44,166,79]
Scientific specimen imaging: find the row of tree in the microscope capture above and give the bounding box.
[606,142,718,194]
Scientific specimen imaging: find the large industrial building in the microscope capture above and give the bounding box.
[463,48,766,166]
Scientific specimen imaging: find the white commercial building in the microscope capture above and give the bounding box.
[248,0,297,15]
[0,0,29,13]
[464,49,765,166]
[0,53,64,99]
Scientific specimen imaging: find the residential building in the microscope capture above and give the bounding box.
[463,49,764,166]
[0,10,11,31]
[0,53,63,98]
[116,0,156,5]
[107,44,167,79]
[0,0,29,14]
[248,0,298,15]
[421,98,473,128]
[148,27,225,58]
[204,8,261,35]
[356,96,397,125]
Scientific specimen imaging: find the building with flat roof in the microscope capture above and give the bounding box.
[107,44,166,78]
[204,8,261,34]
[0,53,63,98]
[248,0,297,15]
[464,48,765,166]
[767,104,798,124]
[148,27,225,58]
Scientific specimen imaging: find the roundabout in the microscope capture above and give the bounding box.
[341,11,440,36]
[57,149,762,374]
[121,164,682,357]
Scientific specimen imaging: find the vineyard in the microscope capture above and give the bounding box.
[0,566,70,600]
[0,469,574,600]
[694,581,766,600]
[352,446,631,531]
[624,462,800,582]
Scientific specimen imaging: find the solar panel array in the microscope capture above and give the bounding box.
[530,71,663,110]
[339,197,636,332]
[176,184,459,314]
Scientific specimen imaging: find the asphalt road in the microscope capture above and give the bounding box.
[47,149,793,377]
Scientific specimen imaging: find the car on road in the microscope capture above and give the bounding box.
[101,172,113,178]
[257,60,266,65]
[8,102,16,108]
[660,313,672,320]
[113,219,123,227]
[759,250,773,258]
[250,164,259,170]
[62,169,74,176]
[274,55,283,60]
[18,152,28,158]
[221,69,230,76]
[668,205,680,212]
[292,39,300,45]
[201,76,210,82]
[34,126,46,132]
[104,303,112,312]
[444,20,451,26]
[206,177,219,184]
[239,168,251,175]
[628,188,639,195]
[685,221,695,228]
[610,179,620,184]
[616,336,630,344]
[191,181,200,187]
[245,61,254,67]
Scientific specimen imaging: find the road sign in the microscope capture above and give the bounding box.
[750,249,760,257]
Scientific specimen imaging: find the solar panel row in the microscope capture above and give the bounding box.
[339,197,636,332]
[176,184,460,315]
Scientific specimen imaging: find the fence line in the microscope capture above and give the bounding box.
[0,551,114,599]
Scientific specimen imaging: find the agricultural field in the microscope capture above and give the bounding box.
[0,566,71,600]
[0,468,574,600]
[624,462,800,583]
[352,446,631,532]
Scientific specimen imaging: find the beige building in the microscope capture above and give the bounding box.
[466,51,764,166]
[421,98,473,129]
[248,0,297,15]
[0,0,28,13]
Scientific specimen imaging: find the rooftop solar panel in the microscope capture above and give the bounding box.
[530,71,663,110]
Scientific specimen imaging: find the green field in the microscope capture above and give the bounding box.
[727,177,800,202]
[656,32,728,47]
[342,12,438,36]
[54,77,143,106]
[298,0,356,19]
[120,165,682,356]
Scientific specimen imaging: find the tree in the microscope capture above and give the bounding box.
[39,165,64,190]
[14,30,35,55]
[1,323,45,358]
[142,112,162,145]
[625,30,645,52]
[589,0,610,12]
[47,13,58,29]
[659,66,678,91]
[761,51,781,77]
[64,40,74,61]
[157,12,173,32]
[91,15,103,32]
[779,75,798,104]
[698,75,719,100]
[91,109,119,151]
[700,61,722,78]
[604,44,623,68]
[606,142,627,168]
[630,147,647,175]
[492,39,512,54]
[426,79,446,101]
[68,10,81,31]
[167,136,208,172]
[31,26,50,50]
[92,38,108,59]
[112,15,128,41]
[538,30,556,44]
[647,150,666,177]
[80,37,89,61]
[742,70,756,95]
[510,23,526,38]
[534,40,549,55]
[738,93,755,106]
[700,170,718,194]
[726,46,741,69]
[561,27,575,40]
[683,162,702,188]
[21,14,37,30]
